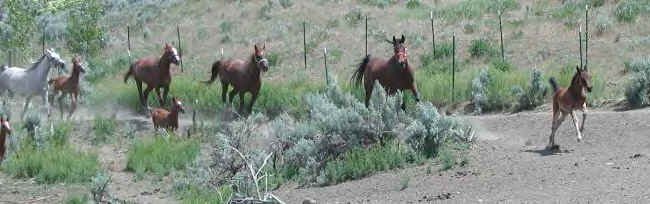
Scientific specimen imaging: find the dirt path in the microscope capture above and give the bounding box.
[275,109,650,203]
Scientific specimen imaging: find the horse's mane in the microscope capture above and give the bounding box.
[25,55,47,71]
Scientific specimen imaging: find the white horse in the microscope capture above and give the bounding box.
[0,49,65,118]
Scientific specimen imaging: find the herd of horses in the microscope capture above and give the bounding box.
[0,34,593,162]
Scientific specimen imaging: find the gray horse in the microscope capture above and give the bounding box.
[0,49,65,118]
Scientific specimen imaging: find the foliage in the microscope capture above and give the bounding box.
[470,39,497,58]
[92,115,117,144]
[126,136,200,177]
[1,0,40,60]
[470,68,525,113]
[405,103,473,157]
[471,69,490,114]
[625,57,650,107]
[66,0,105,57]
[406,0,421,9]
[594,14,612,36]
[64,194,90,204]
[434,0,519,21]
[358,0,398,8]
[624,56,650,73]
[344,7,364,26]
[279,0,294,9]
[614,0,648,23]
[175,185,233,204]
[512,69,548,111]
[489,58,513,72]
[419,42,454,68]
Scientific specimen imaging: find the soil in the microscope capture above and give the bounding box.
[274,108,650,203]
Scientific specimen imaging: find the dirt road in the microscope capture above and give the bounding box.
[276,109,650,203]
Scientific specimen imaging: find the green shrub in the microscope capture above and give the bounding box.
[279,0,294,9]
[323,142,418,185]
[419,42,454,67]
[126,136,200,176]
[358,0,398,8]
[594,14,612,36]
[470,68,527,113]
[624,56,650,73]
[470,39,497,58]
[614,0,646,23]
[3,144,101,184]
[405,103,473,157]
[406,0,421,9]
[175,186,233,204]
[219,21,234,33]
[64,194,90,204]
[92,115,117,144]
[436,0,519,21]
[512,69,548,111]
[624,57,650,107]
[344,7,364,26]
[489,58,513,72]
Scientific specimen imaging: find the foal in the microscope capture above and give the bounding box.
[124,43,180,108]
[351,35,420,110]
[49,56,85,118]
[548,65,592,150]
[150,97,185,132]
[203,44,269,113]
[0,117,11,165]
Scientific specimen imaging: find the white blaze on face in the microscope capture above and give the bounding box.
[1,121,9,131]
[172,48,180,62]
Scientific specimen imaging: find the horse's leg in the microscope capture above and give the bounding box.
[21,95,33,119]
[548,111,566,149]
[42,89,50,118]
[154,87,164,107]
[221,83,229,103]
[69,93,77,119]
[570,110,582,142]
[136,80,144,106]
[228,89,238,106]
[249,90,259,113]
[142,85,154,108]
[238,92,246,113]
[58,93,66,119]
[162,84,170,106]
[364,80,374,108]
[580,103,587,133]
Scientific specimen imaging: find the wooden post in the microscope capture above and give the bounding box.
[127,26,131,58]
[430,11,435,57]
[324,48,329,85]
[191,109,196,139]
[365,15,368,56]
[177,24,183,72]
[452,33,456,103]
[42,33,45,55]
[498,11,505,62]
[579,26,583,69]
[7,50,11,67]
[585,5,589,68]
[303,21,307,69]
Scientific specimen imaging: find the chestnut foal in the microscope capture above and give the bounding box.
[150,97,185,132]
[0,116,11,165]
[548,65,592,150]
[49,56,85,118]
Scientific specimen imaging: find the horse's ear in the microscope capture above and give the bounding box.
[583,65,588,71]
[393,36,397,44]
[400,35,406,44]
[254,44,259,52]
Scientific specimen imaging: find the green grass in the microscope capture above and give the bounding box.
[3,144,100,184]
[470,39,498,58]
[92,115,117,145]
[435,0,519,21]
[323,142,420,185]
[64,194,90,204]
[126,136,200,177]
[614,0,649,23]
[175,185,233,204]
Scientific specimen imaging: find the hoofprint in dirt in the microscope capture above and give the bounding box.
[275,109,650,203]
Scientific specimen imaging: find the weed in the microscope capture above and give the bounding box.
[126,136,200,176]
[92,115,117,145]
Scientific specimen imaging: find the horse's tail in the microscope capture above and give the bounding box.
[351,55,371,87]
[202,61,220,84]
[549,77,559,93]
[124,63,135,83]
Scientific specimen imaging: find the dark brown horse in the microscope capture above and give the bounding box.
[203,44,269,113]
[548,65,592,150]
[48,56,85,118]
[351,35,420,110]
[124,43,180,108]
[0,116,11,165]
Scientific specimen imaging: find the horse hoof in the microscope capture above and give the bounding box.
[547,145,560,151]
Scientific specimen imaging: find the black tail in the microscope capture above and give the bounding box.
[549,77,559,93]
[124,63,135,83]
[202,61,220,84]
[351,55,370,87]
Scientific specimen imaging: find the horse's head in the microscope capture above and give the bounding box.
[164,43,181,66]
[72,56,86,74]
[45,49,65,69]
[1,116,11,135]
[172,97,185,113]
[575,65,592,92]
[254,44,269,72]
[391,35,408,69]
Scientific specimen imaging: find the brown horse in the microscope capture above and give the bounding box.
[548,65,592,150]
[351,35,420,110]
[124,43,180,108]
[150,97,185,132]
[48,56,85,118]
[0,116,11,165]
[203,44,269,113]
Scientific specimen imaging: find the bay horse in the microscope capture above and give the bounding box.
[351,35,420,110]
[0,116,11,165]
[48,56,86,119]
[203,44,269,113]
[0,49,66,118]
[548,65,592,150]
[150,97,185,132]
[124,43,180,109]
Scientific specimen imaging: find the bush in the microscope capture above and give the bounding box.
[279,0,294,9]
[358,0,398,8]
[512,69,548,111]
[436,0,519,21]
[614,0,647,23]
[624,57,650,107]
[405,103,473,158]
[175,186,233,204]
[470,68,526,113]
[406,0,421,9]
[624,56,650,73]
[489,58,513,72]
[471,69,490,114]
[3,144,100,184]
[126,136,200,176]
[92,115,117,144]
[470,39,497,58]
[344,7,364,26]
[419,42,454,67]
[594,14,612,36]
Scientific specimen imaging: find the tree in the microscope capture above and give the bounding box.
[65,0,104,57]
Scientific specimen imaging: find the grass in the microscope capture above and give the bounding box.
[92,115,117,145]
[470,39,498,58]
[126,136,200,177]
[614,0,649,23]
[64,194,90,204]
[435,0,519,21]
[175,185,233,204]
[323,142,420,185]
[3,143,101,184]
